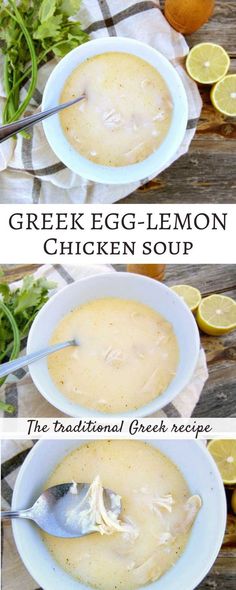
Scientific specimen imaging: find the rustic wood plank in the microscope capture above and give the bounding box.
[4,263,236,293]
[198,571,235,590]
[199,524,236,590]
[164,264,236,294]
[119,150,236,204]
[1,265,40,284]
[165,265,236,417]
[185,2,236,55]
[119,2,236,205]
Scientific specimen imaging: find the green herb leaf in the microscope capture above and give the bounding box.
[33,14,63,40]
[59,0,82,17]
[0,283,11,298]
[52,39,78,57]
[0,274,56,369]
[39,0,57,23]
[0,273,57,411]
[0,0,89,125]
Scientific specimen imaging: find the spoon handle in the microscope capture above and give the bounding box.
[0,95,85,143]
[0,341,74,378]
[1,509,32,520]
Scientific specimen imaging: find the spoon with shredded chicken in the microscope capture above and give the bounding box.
[1,476,126,538]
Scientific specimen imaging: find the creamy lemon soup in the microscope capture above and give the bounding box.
[43,441,201,590]
[48,297,179,412]
[60,53,173,166]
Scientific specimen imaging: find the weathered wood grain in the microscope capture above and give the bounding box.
[166,265,236,418]
[186,2,236,55]
[1,264,40,284]
[164,264,236,294]
[199,533,236,590]
[119,1,236,205]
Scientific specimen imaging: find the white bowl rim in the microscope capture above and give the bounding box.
[11,439,227,590]
[27,271,200,418]
[42,36,189,184]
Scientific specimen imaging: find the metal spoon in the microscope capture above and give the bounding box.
[0,339,79,379]
[1,482,122,538]
[0,95,86,143]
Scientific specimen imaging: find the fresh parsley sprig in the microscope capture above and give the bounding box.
[0,0,89,126]
[0,274,57,413]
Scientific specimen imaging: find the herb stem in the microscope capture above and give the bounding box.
[3,55,15,124]
[4,40,70,113]
[0,400,15,414]
[1,1,88,126]
[0,301,20,389]
[0,342,13,363]
[6,0,38,122]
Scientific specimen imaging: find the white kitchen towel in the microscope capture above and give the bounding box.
[0,263,208,418]
[0,0,202,204]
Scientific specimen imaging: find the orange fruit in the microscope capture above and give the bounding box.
[164,0,215,35]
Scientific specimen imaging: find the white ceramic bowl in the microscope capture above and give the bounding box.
[12,439,227,590]
[27,272,200,417]
[42,37,188,184]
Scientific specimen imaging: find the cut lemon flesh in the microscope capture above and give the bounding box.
[171,285,201,313]
[196,294,236,336]
[211,74,236,116]
[186,43,230,84]
[208,440,236,485]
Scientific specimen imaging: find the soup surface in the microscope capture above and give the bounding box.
[48,297,179,412]
[60,52,173,166]
[43,441,201,590]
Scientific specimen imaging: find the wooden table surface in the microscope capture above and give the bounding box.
[119,0,236,205]
[210,506,236,590]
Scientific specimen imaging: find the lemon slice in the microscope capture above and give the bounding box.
[196,294,236,336]
[171,285,201,313]
[186,43,230,84]
[208,440,236,485]
[211,75,236,117]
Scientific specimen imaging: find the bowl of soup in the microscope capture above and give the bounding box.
[42,37,188,184]
[11,439,227,590]
[27,272,200,417]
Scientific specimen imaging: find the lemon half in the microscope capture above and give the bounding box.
[186,43,230,84]
[211,74,236,117]
[171,285,201,313]
[196,294,236,336]
[208,440,236,485]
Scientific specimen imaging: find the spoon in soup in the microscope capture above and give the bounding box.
[0,339,80,379]
[0,95,86,143]
[1,482,122,538]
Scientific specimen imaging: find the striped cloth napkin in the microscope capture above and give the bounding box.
[0,0,202,204]
[1,440,37,590]
[0,263,208,419]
